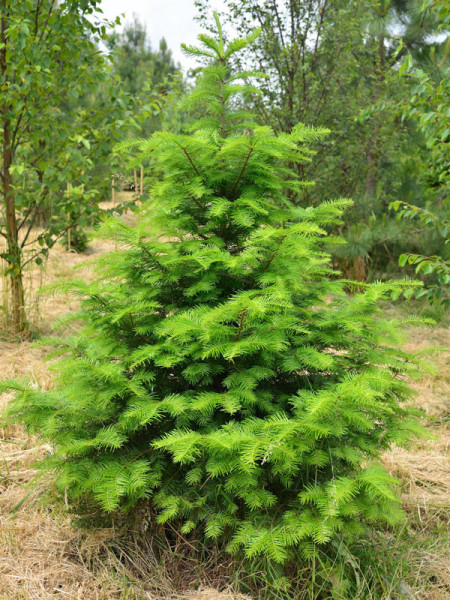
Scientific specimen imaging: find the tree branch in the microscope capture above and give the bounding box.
[231,146,254,197]
[235,308,247,341]
[176,143,201,177]
[260,234,288,273]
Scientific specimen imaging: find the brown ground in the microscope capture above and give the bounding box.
[0,223,448,599]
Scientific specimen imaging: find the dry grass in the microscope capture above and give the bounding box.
[0,220,448,599]
[381,324,450,600]
[0,193,135,340]
[0,211,249,599]
[383,325,449,511]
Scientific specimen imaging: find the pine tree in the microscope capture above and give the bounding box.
[3,13,427,583]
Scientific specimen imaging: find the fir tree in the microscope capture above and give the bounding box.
[3,13,427,582]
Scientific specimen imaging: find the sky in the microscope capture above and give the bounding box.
[98,0,225,69]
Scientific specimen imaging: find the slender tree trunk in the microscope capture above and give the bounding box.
[365,35,386,199]
[1,2,26,333]
[365,140,379,197]
[3,123,26,332]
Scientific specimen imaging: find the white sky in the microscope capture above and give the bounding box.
[98,0,225,69]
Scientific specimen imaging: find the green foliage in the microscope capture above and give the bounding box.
[196,0,382,202]
[0,0,131,251]
[195,0,447,283]
[108,17,179,96]
[393,0,449,305]
[107,16,183,137]
[61,227,89,254]
[4,14,429,592]
[0,0,143,331]
[393,202,449,304]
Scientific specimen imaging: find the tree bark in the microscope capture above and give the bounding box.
[365,141,379,198]
[3,120,26,333]
[364,35,386,199]
[1,2,27,333]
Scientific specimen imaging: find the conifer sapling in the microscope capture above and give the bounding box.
[3,13,427,568]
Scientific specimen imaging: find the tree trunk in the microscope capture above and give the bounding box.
[4,196,26,336]
[365,144,378,198]
[1,3,27,334]
[3,128,26,333]
[364,36,385,199]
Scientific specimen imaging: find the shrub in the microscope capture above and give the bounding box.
[61,226,89,254]
[3,13,427,589]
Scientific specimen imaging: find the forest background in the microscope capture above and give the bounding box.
[0,1,448,599]
[0,0,448,333]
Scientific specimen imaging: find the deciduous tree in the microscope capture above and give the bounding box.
[0,0,137,333]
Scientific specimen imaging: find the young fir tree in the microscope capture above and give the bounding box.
[4,14,426,575]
